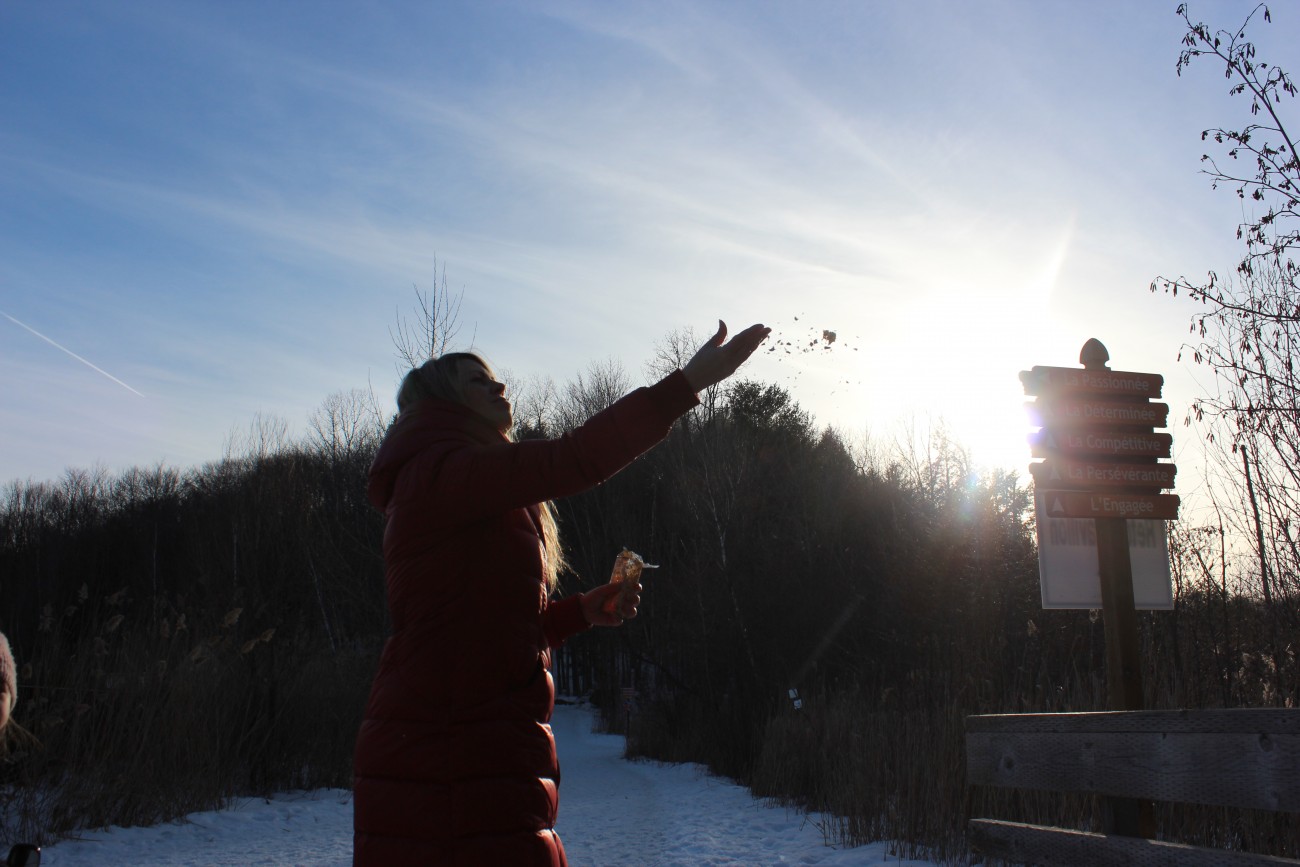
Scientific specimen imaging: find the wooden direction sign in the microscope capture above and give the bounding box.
[1040,489,1181,521]
[1030,428,1172,459]
[1030,459,1176,490]
[1021,365,1164,399]
[1028,341,1175,747]
[1029,397,1169,429]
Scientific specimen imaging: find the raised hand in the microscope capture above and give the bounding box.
[682,321,771,393]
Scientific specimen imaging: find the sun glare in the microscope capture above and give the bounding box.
[849,219,1075,476]
[734,214,1081,481]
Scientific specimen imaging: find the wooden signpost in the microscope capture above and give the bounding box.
[1021,338,1180,839]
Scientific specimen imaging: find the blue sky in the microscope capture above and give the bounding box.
[2,1,1294,487]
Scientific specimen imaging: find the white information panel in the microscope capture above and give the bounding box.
[1034,492,1174,610]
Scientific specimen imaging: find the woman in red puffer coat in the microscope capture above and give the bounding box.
[353,321,769,867]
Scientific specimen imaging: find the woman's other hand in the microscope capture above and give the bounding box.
[581,581,640,627]
[682,321,771,393]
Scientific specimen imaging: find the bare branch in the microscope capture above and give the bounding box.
[389,257,465,371]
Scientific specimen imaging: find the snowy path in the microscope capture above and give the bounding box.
[39,704,936,866]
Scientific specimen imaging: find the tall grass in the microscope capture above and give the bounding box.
[706,602,1298,864]
[0,591,377,846]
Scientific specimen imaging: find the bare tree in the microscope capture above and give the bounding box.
[390,258,466,370]
[308,388,384,463]
[508,372,561,439]
[224,413,290,463]
[646,325,724,425]
[1152,3,1300,603]
[556,358,630,432]
[1167,3,1298,287]
[644,326,698,381]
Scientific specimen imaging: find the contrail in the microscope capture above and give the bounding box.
[2,310,146,398]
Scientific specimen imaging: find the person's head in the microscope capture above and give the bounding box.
[397,352,513,434]
[396,353,567,588]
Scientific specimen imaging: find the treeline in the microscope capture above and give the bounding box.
[1,373,1296,859]
[0,394,389,840]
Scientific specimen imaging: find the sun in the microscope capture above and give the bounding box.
[743,217,1079,481]
[882,289,1045,475]
[847,223,1075,477]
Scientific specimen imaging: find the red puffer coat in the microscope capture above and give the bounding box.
[353,370,698,867]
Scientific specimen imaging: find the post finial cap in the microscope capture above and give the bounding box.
[1080,338,1110,370]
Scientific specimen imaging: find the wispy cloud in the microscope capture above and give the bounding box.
[2,311,146,398]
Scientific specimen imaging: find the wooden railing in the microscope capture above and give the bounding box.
[966,708,1300,866]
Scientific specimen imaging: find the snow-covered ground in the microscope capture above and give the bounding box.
[38,703,939,866]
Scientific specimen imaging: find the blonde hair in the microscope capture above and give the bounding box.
[396,352,482,413]
[397,353,568,591]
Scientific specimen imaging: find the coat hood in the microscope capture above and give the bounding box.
[367,399,506,513]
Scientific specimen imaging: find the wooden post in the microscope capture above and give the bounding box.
[1094,516,1143,710]
[1080,338,1154,838]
